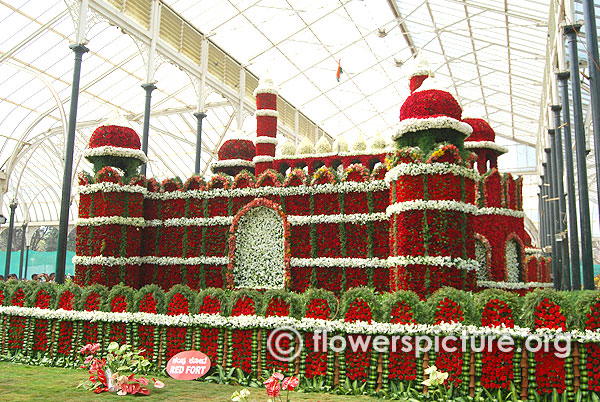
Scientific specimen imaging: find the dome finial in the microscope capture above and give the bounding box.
[409,49,432,93]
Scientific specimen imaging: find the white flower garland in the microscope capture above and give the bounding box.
[76,216,145,227]
[72,255,228,266]
[211,159,255,169]
[475,240,489,281]
[142,180,388,200]
[3,306,597,341]
[464,141,508,154]
[385,163,480,183]
[386,200,479,216]
[388,255,480,271]
[477,281,553,290]
[393,116,473,139]
[476,208,525,218]
[288,212,387,225]
[79,183,147,195]
[255,136,278,145]
[291,257,388,268]
[255,109,278,118]
[253,155,274,163]
[525,247,543,256]
[84,146,148,163]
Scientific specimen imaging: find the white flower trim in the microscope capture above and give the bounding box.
[253,86,278,97]
[77,216,145,227]
[288,212,387,225]
[72,255,228,266]
[84,146,148,163]
[79,183,147,195]
[525,247,543,255]
[386,200,478,216]
[291,257,388,268]
[393,116,473,139]
[145,180,388,200]
[388,255,480,271]
[478,281,553,290]
[464,141,508,154]
[255,109,278,118]
[255,136,278,145]
[6,306,595,341]
[409,69,430,79]
[118,213,386,229]
[275,149,390,160]
[253,155,274,163]
[385,163,480,183]
[211,159,255,169]
[476,208,525,218]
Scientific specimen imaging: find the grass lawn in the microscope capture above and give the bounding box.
[0,362,380,402]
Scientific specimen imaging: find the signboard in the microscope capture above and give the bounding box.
[166,350,211,380]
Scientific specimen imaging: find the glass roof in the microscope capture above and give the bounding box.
[0,0,564,230]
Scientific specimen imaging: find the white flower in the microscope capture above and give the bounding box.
[370,131,387,150]
[333,135,349,153]
[506,239,520,282]
[352,132,367,151]
[394,116,473,139]
[297,137,314,155]
[385,162,480,184]
[279,139,296,155]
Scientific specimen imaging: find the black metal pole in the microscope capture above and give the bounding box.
[557,72,582,289]
[550,124,572,290]
[55,43,88,285]
[140,83,156,177]
[582,0,600,229]
[541,169,550,250]
[3,202,16,279]
[538,188,545,249]
[564,24,595,290]
[18,222,26,280]
[545,146,562,290]
[193,112,207,175]
[23,245,29,280]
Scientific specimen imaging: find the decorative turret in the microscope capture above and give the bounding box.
[253,74,278,175]
[462,118,508,174]
[84,124,147,181]
[386,78,478,298]
[211,132,256,176]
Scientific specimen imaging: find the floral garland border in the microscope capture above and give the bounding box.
[393,116,473,139]
[464,141,508,154]
[84,145,148,163]
[0,305,595,341]
[387,256,480,271]
[478,281,553,290]
[386,200,479,216]
[385,162,480,183]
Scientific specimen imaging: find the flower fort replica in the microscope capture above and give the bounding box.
[73,69,550,296]
[7,61,587,401]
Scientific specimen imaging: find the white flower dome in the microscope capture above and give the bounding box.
[333,135,349,153]
[352,132,367,151]
[315,136,332,154]
[279,138,296,156]
[370,131,387,150]
[297,137,314,155]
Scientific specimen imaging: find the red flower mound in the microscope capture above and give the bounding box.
[534,298,566,330]
[89,125,141,149]
[199,295,221,315]
[434,298,464,324]
[11,288,26,306]
[344,299,372,324]
[34,290,52,309]
[463,118,495,142]
[231,296,255,316]
[167,293,189,316]
[217,139,255,161]
[481,299,514,328]
[111,295,128,313]
[390,301,416,324]
[400,89,462,121]
[304,299,331,320]
[266,297,290,317]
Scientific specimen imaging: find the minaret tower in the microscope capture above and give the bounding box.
[253,75,278,176]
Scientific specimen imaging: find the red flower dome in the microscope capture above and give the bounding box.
[400,89,463,121]
[89,125,141,150]
[463,118,495,142]
[217,139,256,161]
